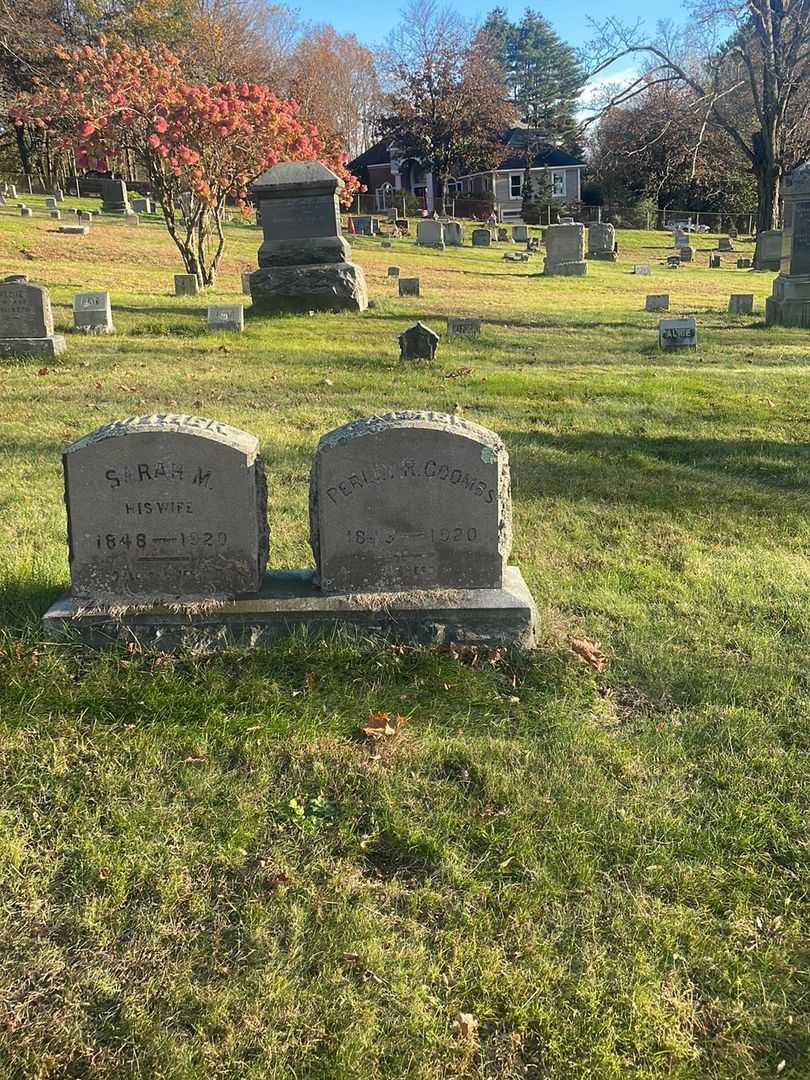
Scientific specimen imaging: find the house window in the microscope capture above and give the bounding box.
[551,171,566,197]
[510,173,522,198]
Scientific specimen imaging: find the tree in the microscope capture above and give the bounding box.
[521,166,551,224]
[480,7,583,144]
[585,2,810,232]
[290,26,381,159]
[12,41,360,285]
[378,0,516,214]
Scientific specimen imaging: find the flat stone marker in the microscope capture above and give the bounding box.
[61,414,268,602]
[729,293,754,314]
[444,221,463,246]
[447,317,482,337]
[175,274,199,296]
[399,322,439,360]
[73,291,114,334]
[646,294,669,312]
[512,225,528,243]
[59,225,89,236]
[667,255,681,268]
[207,304,244,332]
[633,264,651,275]
[659,317,697,350]
[0,279,66,357]
[381,239,392,249]
[709,254,721,268]
[309,411,512,593]
[471,229,491,247]
[399,277,420,297]
[124,214,139,226]
[544,224,587,276]
[416,220,445,248]
[387,266,400,277]
[241,272,252,295]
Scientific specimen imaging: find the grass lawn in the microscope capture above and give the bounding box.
[1,197,809,1079]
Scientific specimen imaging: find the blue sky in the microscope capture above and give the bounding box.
[300,0,689,49]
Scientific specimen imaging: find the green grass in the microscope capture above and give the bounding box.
[1,198,809,1079]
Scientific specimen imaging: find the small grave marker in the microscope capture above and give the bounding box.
[73,291,114,334]
[0,279,66,357]
[387,266,400,278]
[728,294,754,315]
[633,264,651,275]
[399,322,439,361]
[646,294,669,312]
[447,317,482,337]
[399,277,420,297]
[58,225,89,236]
[175,274,199,297]
[471,229,491,247]
[207,304,244,332]
[659,317,697,350]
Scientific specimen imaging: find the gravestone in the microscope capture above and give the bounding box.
[417,220,445,248]
[241,272,252,295]
[754,229,782,271]
[174,274,199,297]
[387,266,400,278]
[729,294,754,314]
[544,224,587,276]
[399,277,420,297]
[497,226,510,242]
[447,317,482,337]
[50,209,61,220]
[350,216,379,235]
[0,195,5,206]
[718,237,734,251]
[674,230,690,249]
[54,189,64,202]
[512,225,529,243]
[247,161,367,314]
[396,218,409,233]
[0,279,66,357]
[46,197,56,210]
[8,184,16,198]
[766,163,810,327]
[646,294,669,312]
[20,206,31,217]
[471,228,491,247]
[679,245,695,263]
[709,254,721,268]
[131,197,153,214]
[73,291,114,334]
[61,414,267,603]
[667,255,681,269]
[381,239,392,249]
[633,264,651,275]
[444,221,464,246]
[386,208,398,222]
[79,211,92,223]
[124,214,139,226]
[207,304,244,332]
[399,322,439,361]
[59,225,89,236]
[587,222,617,260]
[659,317,697,350]
[309,412,512,594]
[737,257,752,269]
[100,179,131,215]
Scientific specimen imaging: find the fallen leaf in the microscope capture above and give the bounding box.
[443,367,473,379]
[569,635,609,672]
[304,672,317,689]
[454,1012,478,1040]
[37,367,49,376]
[361,711,406,739]
[342,952,361,967]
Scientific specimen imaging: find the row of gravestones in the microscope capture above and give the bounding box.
[44,411,538,649]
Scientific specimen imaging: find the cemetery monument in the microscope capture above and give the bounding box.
[0,279,66,357]
[544,224,587,276]
[766,162,810,328]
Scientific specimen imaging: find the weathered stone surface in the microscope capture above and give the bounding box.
[79,211,93,223]
[100,178,131,214]
[174,274,199,297]
[544,224,586,276]
[674,230,690,249]
[587,222,617,260]
[387,266,400,277]
[766,163,810,327]
[497,227,510,242]
[512,225,529,242]
[63,414,268,602]
[471,229,491,247]
[0,335,65,357]
[399,322,439,360]
[737,257,752,269]
[754,229,782,271]
[350,216,379,235]
[399,277,420,297]
[131,197,153,214]
[447,317,481,337]
[645,294,669,312]
[42,565,538,650]
[666,255,681,268]
[59,225,89,236]
[417,220,445,248]
[659,317,697,350]
[249,263,367,313]
[444,221,464,246]
[309,411,512,594]
[679,245,695,262]
[73,291,114,334]
[241,272,252,295]
[729,294,754,314]
[20,207,32,217]
[207,304,244,331]
[0,280,52,337]
[46,197,56,209]
[50,210,61,220]
[709,254,721,268]
[718,237,734,251]
[633,264,651,275]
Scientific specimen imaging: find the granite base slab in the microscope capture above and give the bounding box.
[0,335,66,357]
[42,567,538,652]
[249,262,368,314]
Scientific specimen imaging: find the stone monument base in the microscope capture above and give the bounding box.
[765,274,810,327]
[42,566,538,652]
[587,251,617,261]
[543,261,587,277]
[0,335,66,357]
[249,263,368,314]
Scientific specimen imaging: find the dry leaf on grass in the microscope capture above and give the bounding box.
[361,711,406,739]
[569,635,609,672]
[453,1012,478,1040]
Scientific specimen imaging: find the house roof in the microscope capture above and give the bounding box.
[348,135,584,180]
[348,140,393,173]
[497,145,584,170]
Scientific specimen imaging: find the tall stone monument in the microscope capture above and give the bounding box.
[587,222,617,261]
[100,179,131,215]
[247,161,368,314]
[754,229,783,271]
[543,224,587,276]
[0,279,66,357]
[766,163,810,327]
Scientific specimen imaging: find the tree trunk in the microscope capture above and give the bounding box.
[15,125,31,179]
[752,130,781,233]
[435,173,447,216]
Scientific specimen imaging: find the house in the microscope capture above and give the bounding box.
[349,126,585,219]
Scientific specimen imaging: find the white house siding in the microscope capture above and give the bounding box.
[492,167,582,215]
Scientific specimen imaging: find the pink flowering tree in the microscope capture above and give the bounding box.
[12,43,361,286]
